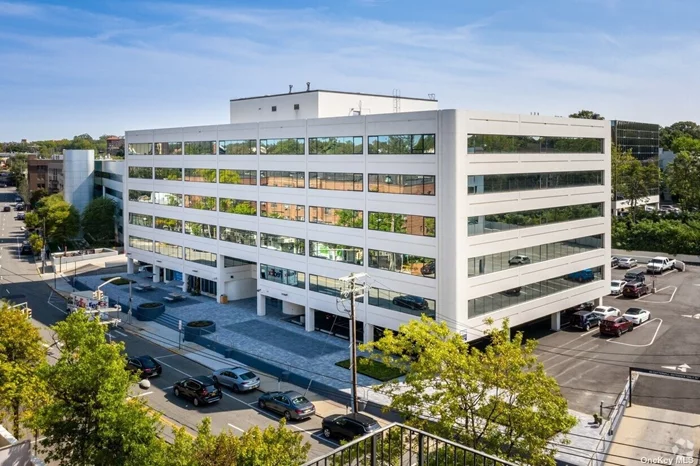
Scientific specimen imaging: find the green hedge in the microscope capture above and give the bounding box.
[612,215,700,256]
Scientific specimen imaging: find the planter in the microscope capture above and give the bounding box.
[183,320,216,342]
[133,302,165,321]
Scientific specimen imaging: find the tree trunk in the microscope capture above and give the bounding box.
[12,400,21,439]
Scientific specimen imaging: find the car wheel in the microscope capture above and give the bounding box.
[174,388,180,397]
[616,330,622,337]
[232,384,239,393]
[284,411,292,421]
[584,324,590,331]
[323,428,332,439]
[193,398,200,407]
[258,400,266,409]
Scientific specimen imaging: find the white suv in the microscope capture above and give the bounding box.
[592,306,620,318]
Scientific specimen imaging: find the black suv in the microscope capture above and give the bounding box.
[624,270,645,284]
[570,311,602,331]
[322,413,381,440]
[173,375,222,407]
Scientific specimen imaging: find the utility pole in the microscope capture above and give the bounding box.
[41,217,46,274]
[339,272,367,413]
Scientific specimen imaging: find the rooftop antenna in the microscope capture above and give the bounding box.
[428,93,436,100]
[306,82,311,92]
[289,84,293,93]
[392,89,401,113]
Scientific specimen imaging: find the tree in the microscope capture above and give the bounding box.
[34,312,165,466]
[32,194,80,250]
[666,151,700,212]
[568,110,604,120]
[670,135,700,155]
[163,417,310,466]
[363,317,576,466]
[0,303,47,439]
[337,209,363,228]
[27,233,43,254]
[29,188,48,210]
[81,197,116,246]
[660,121,700,150]
[618,159,659,222]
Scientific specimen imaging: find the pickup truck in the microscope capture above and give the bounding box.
[646,256,676,274]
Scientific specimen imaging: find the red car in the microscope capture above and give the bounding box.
[599,316,634,337]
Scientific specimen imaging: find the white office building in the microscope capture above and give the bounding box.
[124,90,610,342]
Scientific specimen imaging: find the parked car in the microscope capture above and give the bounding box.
[14,204,24,211]
[622,282,650,298]
[617,257,638,269]
[173,376,222,407]
[610,280,626,295]
[567,269,594,282]
[420,261,435,276]
[15,212,24,220]
[2,205,9,212]
[570,311,602,331]
[592,305,620,318]
[126,355,162,378]
[611,256,620,268]
[646,256,676,274]
[392,295,429,311]
[19,241,31,255]
[212,367,260,392]
[623,308,651,325]
[599,316,634,337]
[508,255,531,266]
[258,390,316,421]
[321,413,381,440]
[624,270,645,284]
[14,197,21,203]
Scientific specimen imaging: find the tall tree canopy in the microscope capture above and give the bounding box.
[660,121,700,150]
[25,194,80,250]
[81,197,116,246]
[568,110,605,120]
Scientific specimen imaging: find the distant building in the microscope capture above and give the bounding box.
[27,154,64,194]
[106,136,124,156]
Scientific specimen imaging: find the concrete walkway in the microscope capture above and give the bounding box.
[613,248,700,266]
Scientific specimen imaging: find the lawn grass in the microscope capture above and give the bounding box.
[100,277,134,286]
[335,356,405,382]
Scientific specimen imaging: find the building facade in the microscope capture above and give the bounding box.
[27,154,64,194]
[106,136,125,157]
[611,120,660,211]
[124,92,610,342]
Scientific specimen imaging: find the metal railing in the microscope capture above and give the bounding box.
[302,423,517,466]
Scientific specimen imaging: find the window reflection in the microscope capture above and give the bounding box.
[129,190,152,203]
[128,167,153,179]
[218,170,257,185]
[260,233,305,255]
[185,248,217,267]
[129,213,152,228]
[368,174,435,195]
[184,195,216,211]
[218,139,257,155]
[368,134,435,154]
[129,236,153,252]
[309,240,363,265]
[309,172,363,191]
[155,168,182,181]
[309,207,362,228]
[153,192,182,207]
[260,138,305,155]
[184,221,217,239]
[220,227,257,246]
[468,203,604,236]
[154,142,182,155]
[368,212,435,237]
[184,169,216,182]
[219,198,257,215]
[184,141,216,155]
[368,287,435,318]
[308,137,363,155]
[260,171,305,188]
[309,275,363,302]
[468,171,604,195]
[155,241,182,259]
[260,264,305,289]
[155,217,182,232]
[128,143,152,155]
[369,250,435,278]
[260,202,305,222]
[467,134,604,154]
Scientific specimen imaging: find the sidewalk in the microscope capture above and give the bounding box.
[612,248,700,266]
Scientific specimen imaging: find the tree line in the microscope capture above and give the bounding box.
[2,134,123,157]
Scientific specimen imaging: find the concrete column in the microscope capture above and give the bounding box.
[127,258,134,274]
[363,323,374,344]
[551,311,561,332]
[257,293,266,316]
[304,307,315,332]
[153,265,161,283]
[182,273,189,293]
[282,301,304,316]
[217,256,227,302]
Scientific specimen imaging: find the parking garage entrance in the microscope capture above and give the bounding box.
[314,310,364,342]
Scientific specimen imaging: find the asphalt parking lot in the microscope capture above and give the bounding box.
[524,256,700,416]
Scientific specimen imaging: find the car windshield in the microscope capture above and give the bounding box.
[650,259,662,264]
[239,372,256,380]
[140,358,156,368]
[611,281,624,286]
[626,309,641,315]
[204,385,217,392]
[291,396,309,405]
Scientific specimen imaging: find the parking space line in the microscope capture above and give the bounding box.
[113,330,128,337]
[543,342,600,371]
[605,318,663,347]
[163,386,173,390]
[127,391,153,399]
[635,286,677,303]
[154,358,191,377]
[228,423,244,433]
[553,357,596,379]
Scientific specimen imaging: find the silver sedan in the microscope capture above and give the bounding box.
[212,367,261,392]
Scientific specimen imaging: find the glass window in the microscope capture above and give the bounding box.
[308,207,362,228]
[185,248,217,267]
[309,240,363,265]
[155,217,182,232]
[368,134,435,154]
[155,241,182,259]
[154,142,182,155]
[219,198,257,215]
[260,138,305,155]
[128,190,152,203]
[105,187,122,199]
[184,168,217,183]
[369,250,435,278]
[368,212,435,237]
[467,134,604,154]
[218,169,257,185]
[368,174,435,195]
[184,141,216,155]
[218,139,257,155]
[308,172,363,191]
[154,168,182,181]
[308,275,364,301]
[368,287,435,318]
[260,264,306,289]
[129,236,153,252]
[153,192,182,207]
[467,235,604,277]
[220,227,257,247]
[260,202,305,222]
[259,233,305,256]
[128,143,152,155]
[184,195,216,211]
[467,203,605,236]
[260,171,305,188]
[184,221,217,239]
[308,136,363,155]
[224,256,256,267]
[468,266,604,318]
[128,167,153,179]
[467,171,604,195]
[128,213,152,228]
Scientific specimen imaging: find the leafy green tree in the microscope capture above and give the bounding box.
[163,417,310,466]
[619,159,660,222]
[29,188,48,210]
[33,194,80,249]
[363,317,576,466]
[369,213,405,233]
[611,145,633,204]
[34,312,165,466]
[27,233,43,254]
[81,197,116,246]
[336,209,363,228]
[660,121,700,150]
[0,303,47,439]
[670,135,700,155]
[218,170,241,184]
[665,151,700,212]
[568,110,604,120]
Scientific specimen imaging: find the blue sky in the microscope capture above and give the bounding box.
[0,0,697,140]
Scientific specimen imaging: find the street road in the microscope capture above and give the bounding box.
[0,188,335,459]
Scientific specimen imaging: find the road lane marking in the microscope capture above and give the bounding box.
[114,330,128,337]
[605,318,663,347]
[155,353,178,359]
[153,358,191,377]
[228,423,244,433]
[163,386,173,390]
[127,391,153,399]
